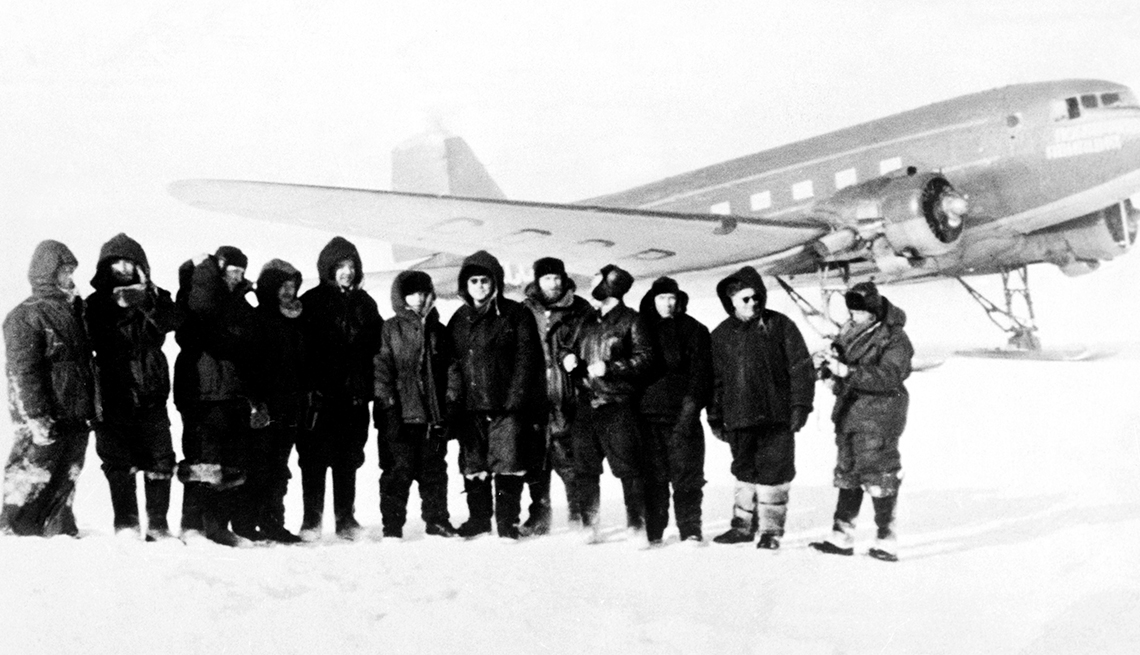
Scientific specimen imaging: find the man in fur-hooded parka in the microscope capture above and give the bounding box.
[637,276,712,543]
[518,256,593,535]
[447,250,544,539]
[373,270,459,538]
[238,258,307,543]
[1,240,95,537]
[708,266,814,549]
[86,233,181,539]
[297,236,383,540]
[810,282,913,562]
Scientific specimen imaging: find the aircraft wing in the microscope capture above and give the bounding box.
[168,180,829,278]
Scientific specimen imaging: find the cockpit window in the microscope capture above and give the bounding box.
[1053,90,1139,120]
[1066,97,1081,119]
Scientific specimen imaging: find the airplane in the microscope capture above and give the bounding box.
[169,78,1140,355]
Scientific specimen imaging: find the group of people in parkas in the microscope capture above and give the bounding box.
[1,234,913,561]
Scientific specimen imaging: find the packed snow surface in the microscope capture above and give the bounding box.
[2,334,1139,654]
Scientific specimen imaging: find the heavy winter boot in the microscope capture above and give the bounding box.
[644,478,671,544]
[332,466,363,540]
[756,483,790,546]
[810,487,863,556]
[230,486,264,542]
[713,482,757,544]
[494,474,525,540]
[673,485,704,542]
[576,476,602,544]
[203,489,252,548]
[179,481,206,539]
[299,467,326,542]
[420,478,456,538]
[106,471,140,535]
[457,476,493,538]
[869,493,899,562]
[379,470,411,537]
[621,477,647,534]
[520,474,552,537]
[143,475,175,541]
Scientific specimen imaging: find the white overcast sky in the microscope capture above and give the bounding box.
[1,0,1139,328]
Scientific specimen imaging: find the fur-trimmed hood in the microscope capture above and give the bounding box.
[456,250,504,305]
[715,266,767,316]
[28,239,78,297]
[256,259,303,310]
[638,276,689,320]
[91,233,149,291]
[316,236,364,289]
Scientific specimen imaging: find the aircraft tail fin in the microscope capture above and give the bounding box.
[392,131,505,199]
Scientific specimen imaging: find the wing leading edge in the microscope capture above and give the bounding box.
[168,179,828,278]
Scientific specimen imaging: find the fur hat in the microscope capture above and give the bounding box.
[533,257,567,280]
[398,270,434,297]
[845,281,884,316]
[590,264,634,301]
[214,245,248,270]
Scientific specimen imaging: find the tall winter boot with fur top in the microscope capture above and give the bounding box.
[457,475,493,538]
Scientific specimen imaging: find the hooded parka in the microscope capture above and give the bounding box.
[1,241,95,536]
[300,237,383,404]
[829,299,913,493]
[708,266,815,433]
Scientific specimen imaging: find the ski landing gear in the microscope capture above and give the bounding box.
[956,266,1041,351]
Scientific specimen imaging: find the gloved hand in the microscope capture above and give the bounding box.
[249,402,271,430]
[789,406,809,433]
[825,354,849,378]
[113,284,148,308]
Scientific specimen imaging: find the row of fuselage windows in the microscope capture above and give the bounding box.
[707,156,904,216]
[1053,90,1138,121]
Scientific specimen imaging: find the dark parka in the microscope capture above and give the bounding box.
[830,300,913,441]
[448,251,544,413]
[374,271,458,426]
[570,302,653,408]
[86,233,181,414]
[522,277,593,431]
[708,266,814,431]
[253,259,307,425]
[300,237,383,403]
[1,241,95,536]
[637,277,712,419]
[4,241,95,426]
[172,256,258,408]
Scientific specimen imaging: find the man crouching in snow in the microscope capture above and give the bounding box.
[1,240,96,537]
[708,266,814,550]
[810,282,913,562]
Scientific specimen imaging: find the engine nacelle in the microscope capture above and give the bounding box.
[1026,200,1138,273]
[812,172,967,260]
[879,173,966,257]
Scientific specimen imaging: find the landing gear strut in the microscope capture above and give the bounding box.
[956,266,1041,351]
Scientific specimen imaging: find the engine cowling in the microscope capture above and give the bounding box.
[879,173,966,257]
[812,172,967,259]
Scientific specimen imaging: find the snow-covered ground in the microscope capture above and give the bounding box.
[2,301,1138,654]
